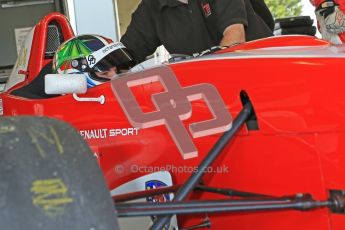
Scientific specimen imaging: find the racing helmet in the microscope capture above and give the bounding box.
[52,34,136,88]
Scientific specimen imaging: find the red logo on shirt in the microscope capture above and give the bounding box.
[202,3,212,17]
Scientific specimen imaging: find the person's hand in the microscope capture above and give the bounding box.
[316,4,345,34]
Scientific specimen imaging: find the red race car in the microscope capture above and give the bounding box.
[2,12,345,230]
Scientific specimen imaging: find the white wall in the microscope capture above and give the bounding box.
[65,0,120,41]
[116,0,140,35]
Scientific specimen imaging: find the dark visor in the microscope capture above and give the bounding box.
[92,48,136,73]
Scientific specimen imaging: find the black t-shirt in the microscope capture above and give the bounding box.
[121,0,273,62]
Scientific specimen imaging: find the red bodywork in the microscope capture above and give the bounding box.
[2,13,345,229]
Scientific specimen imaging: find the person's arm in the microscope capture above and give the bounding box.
[220,23,245,46]
[120,0,161,62]
[214,0,248,46]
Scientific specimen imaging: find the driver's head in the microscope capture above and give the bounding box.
[52,34,136,88]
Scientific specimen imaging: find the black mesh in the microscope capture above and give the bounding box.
[45,22,64,59]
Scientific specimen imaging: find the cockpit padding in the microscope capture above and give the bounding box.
[11,62,59,99]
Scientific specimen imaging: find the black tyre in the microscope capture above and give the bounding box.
[0,116,119,230]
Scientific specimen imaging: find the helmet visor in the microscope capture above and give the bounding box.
[92,48,136,73]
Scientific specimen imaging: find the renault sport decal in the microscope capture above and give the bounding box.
[79,127,139,140]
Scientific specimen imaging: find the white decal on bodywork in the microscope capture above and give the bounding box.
[79,128,139,139]
[111,171,178,230]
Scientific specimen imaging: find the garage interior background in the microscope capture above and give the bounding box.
[0,0,315,90]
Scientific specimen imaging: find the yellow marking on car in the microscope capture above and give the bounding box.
[0,125,15,134]
[28,127,55,144]
[26,126,65,157]
[31,178,73,217]
[49,126,64,154]
[27,128,46,158]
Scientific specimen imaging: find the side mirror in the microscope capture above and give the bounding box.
[45,74,87,95]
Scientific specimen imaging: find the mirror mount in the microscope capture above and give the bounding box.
[45,73,105,104]
[72,93,105,104]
